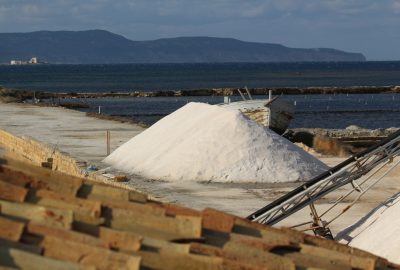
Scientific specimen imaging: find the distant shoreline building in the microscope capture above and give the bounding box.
[10,57,41,65]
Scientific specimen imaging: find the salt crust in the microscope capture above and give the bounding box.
[337,192,400,263]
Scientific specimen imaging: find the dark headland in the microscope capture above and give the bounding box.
[0,30,365,64]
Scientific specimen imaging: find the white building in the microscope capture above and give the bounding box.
[10,57,40,65]
[29,57,38,64]
[10,60,24,65]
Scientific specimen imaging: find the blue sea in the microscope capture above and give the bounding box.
[61,94,400,129]
[1,61,400,92]
[1,61,400,129]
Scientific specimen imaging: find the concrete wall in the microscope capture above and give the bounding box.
[0,129,86,178]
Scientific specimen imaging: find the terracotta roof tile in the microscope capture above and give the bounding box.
[0,156,399,270]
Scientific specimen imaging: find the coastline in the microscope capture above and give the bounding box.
[2,85,400,102]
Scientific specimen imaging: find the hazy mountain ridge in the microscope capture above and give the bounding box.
[0,30,366,64]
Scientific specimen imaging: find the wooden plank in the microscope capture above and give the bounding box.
[0,156,395,270]
[156,203,201,217]
[108,220,192,241]
[190,242,295,270]
[277,226,389,268]
[190,243,267,269]
[1,164,82,196]
[222,240,295,270]
[0,200,73,229]
[128,190,148,203]
[30,189,102,222]
[299,244,376,270]
[0,165,42,185]
[142,237,190,254]
[42,236,141,270]
[98,227,142,252]
[0,180,28,202]
[26,223,105,248]
[79,183,147,204]
[229,233,292,251]
[195,239,295,270]
[0,238,42,255]
[19,233,42,246]
[0,216,25,241]
[298,230,381,259]
[259,229,301,246]
[0,246,85,270]
[138,250,223,270]
[74,214,106,226]
[284,252,351,270]
[222,259,267,270]
[239,222,377,269]
[109,207,202,240]
[0,266,17,270]
[190,242,224,257]
[234,219,304,245]
[78,184,130,202]
[72,222,143,252]
[0,169,32,187]
[31,177,82,197]
[231,222,263,237]
[202,208,235,233]
[103,200,166,217]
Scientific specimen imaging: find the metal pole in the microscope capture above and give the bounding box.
[106,130,110,156]
[244,86,253,100]
[268,90,272,101]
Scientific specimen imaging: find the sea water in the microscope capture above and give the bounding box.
[59,93,400,129]
[1,62,400,92]
[2,62,400,129]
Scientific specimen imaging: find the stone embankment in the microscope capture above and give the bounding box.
[290,127,399,139]
[286,127,400,156]
[2,85,400,102]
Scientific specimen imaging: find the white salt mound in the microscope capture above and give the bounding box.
[104,102,327,182]
[336,193,400,263]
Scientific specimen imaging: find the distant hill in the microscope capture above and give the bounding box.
[0,30,366,64]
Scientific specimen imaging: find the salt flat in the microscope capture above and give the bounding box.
[1,101,400,237]
[0,102,144,166]
[120,162,400,236]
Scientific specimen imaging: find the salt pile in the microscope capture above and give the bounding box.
[336,193,400,263]
[104,102,327,182]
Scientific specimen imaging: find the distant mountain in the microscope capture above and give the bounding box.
[0,30,366,64]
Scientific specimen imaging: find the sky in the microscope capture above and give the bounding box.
[0,0,399,60]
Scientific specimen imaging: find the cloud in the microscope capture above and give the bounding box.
[393,0,400,11]
[0,0,399,59]
[0,0,393,27]
[240,5,266,18]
